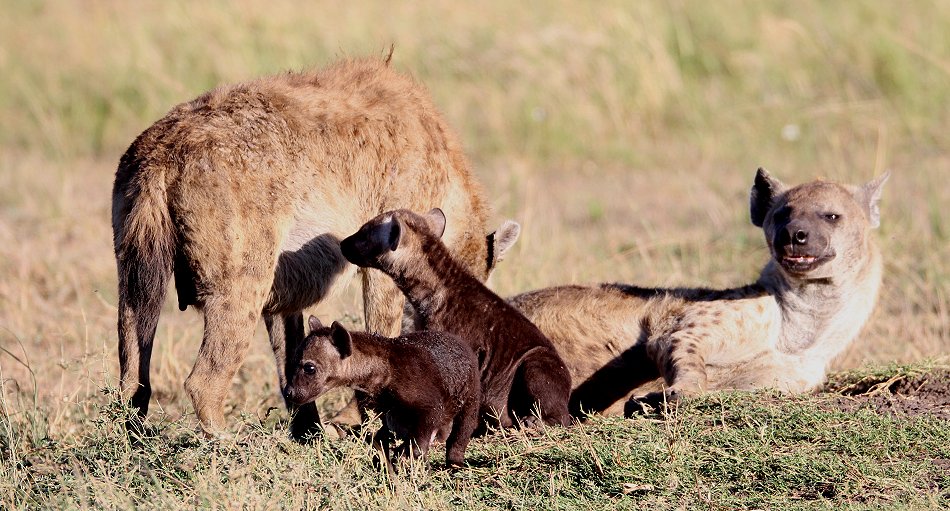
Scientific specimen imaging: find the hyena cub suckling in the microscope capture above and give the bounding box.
[511,169,890,417]
[283,316,481,468]
[112,57,519,437]
[340,209,572,430]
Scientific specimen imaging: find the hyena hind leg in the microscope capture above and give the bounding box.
[116,253,172,423]
[184,284,268,434]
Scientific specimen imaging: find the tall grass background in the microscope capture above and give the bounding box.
[0,1,947,507]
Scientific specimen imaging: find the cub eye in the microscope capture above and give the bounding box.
[823,213,840,222]
[302,362,317,375]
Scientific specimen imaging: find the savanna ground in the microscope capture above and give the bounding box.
[0,1,948,509]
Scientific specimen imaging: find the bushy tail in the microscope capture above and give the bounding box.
[112,158,175,417]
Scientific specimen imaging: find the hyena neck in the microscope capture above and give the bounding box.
[333,336,393,395]
[391,234,480,329]
[759,244,882,359]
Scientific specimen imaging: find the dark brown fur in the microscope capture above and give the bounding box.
[340,209,571,429]
[112,57,519,436]
[283,317,480,467]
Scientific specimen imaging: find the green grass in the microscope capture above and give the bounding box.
[1,1,949,509]
[3,365,948,510]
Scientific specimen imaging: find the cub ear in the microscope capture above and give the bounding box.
[386,217,402,251]
[424,208,447,239]
[329,321,352,359]
[750,167,786,227]
[308,315,323,332]
[487,220,521,271]
[860,171,890,229]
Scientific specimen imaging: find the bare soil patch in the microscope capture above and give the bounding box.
[824,370,950,420]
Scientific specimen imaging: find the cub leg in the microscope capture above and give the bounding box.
[405,414,439,461]
[372,425,397,474]
[517,349,572,427]
[445,378,481,467]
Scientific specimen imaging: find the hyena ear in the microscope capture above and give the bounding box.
[386,217,402,251]
[750,167,786,227]
[308,315,323,332]
[329,321,352,359]
[860,171,890,229]
[487,220,521,270]
[424,208,447,239]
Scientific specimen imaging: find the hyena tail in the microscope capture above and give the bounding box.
[112,160,176,419]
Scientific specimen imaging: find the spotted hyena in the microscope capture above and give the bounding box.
[340,209,572,429]
[510,169,889,416]
[112,57,520,436]
[283,317,481,468]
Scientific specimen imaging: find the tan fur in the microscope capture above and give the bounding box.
[112,57,517,434]
[511,170,889,416]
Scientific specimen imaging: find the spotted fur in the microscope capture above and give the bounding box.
[112,57,517,435]
[511,169,889,416]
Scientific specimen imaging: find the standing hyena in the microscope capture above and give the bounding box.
[511,169,889,416]
[112,57,520,436]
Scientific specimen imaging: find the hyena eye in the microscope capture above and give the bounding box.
[303,362,317,375]
[823,213,840,222]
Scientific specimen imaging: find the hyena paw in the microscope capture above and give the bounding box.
[623,389,680,417]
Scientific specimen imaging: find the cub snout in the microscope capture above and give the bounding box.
[281,384,309,405]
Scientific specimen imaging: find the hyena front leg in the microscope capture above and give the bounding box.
[265,312,321,441]
[625,330,708,415]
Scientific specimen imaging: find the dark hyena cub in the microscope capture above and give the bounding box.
[340,209,572,430]
[283,317,481,468]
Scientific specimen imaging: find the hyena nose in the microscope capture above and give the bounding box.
[282,386,294,401]
[793,229,808,245]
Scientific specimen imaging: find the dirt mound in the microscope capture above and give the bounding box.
[824,370,950,420]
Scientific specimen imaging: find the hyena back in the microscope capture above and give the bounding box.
[112,57,518,435]
[511,169,888,416]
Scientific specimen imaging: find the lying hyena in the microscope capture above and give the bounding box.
[511,169,889,416]
[112,57,520,436]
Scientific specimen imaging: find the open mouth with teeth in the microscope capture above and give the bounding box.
[778,251,835,274]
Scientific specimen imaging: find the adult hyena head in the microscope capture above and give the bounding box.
[340,208,519,279]
[750,168,889,281]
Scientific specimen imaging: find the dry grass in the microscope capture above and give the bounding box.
[0,1,948,508]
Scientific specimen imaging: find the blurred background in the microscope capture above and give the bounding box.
[0,1,947,434]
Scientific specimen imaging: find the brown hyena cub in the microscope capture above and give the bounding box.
[282,316,480,468]
[340,209,572,430]
[511,169,890,417]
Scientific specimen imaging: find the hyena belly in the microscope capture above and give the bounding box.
[264,200,364,315]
